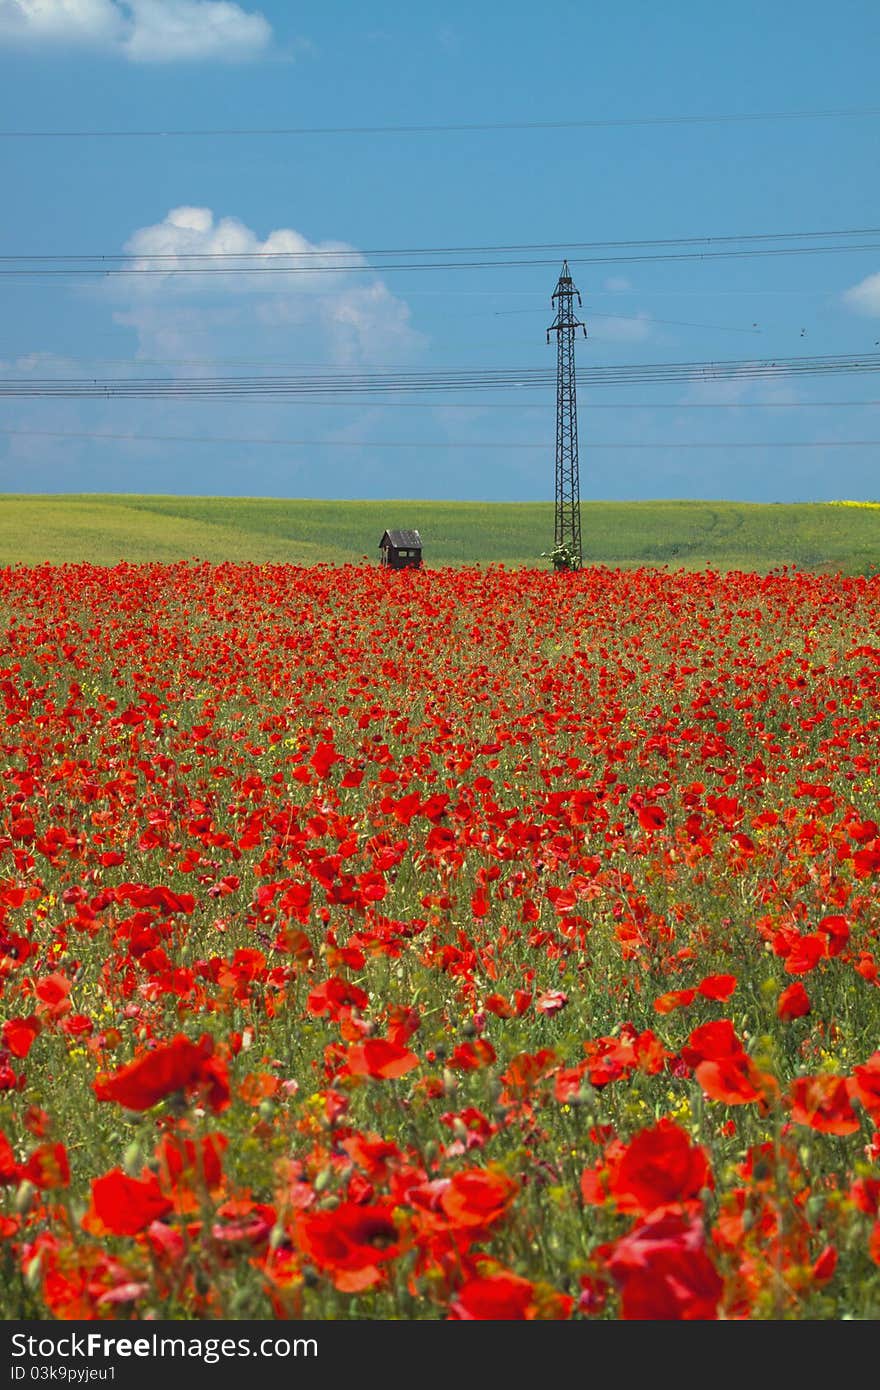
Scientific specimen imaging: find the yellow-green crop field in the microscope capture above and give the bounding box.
[0,495,876,572]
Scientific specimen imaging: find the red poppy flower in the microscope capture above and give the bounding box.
[609,1119,713,1215]
[310,742,342,777]
[784,934,827,975]
[156,1132,227,1194]
[849,1053,880,1122]
[306,976,369,1019]
[603,1210,723,1320]
[120,884,196,915]
[212,1198,275,1249]
[812,1245,838,1284]
[681,1018,743,1067]
[61,1014,94,1039]
[696,1055,767,1106]
[789,1075,860,1136]
[850,1176,880,1215]
[484,993,515,1018]
[500,1048,558,1099]
[2,1016,41,1059]
[22,1142,70,1190]
[653,989,697,1015]
[633,1029,673,1075]
[697,974,737,1002]
[440,1166,518,1230]
[853,845,880,879]
[0,1131,19,1184]
[94,1034,230,1112]
[295,1201,401,1292]
[342,1133,401,1181]
[345,1039,419,1079]
[450,1272,535,1320]
[535,989,568,1016]
[450,1271,572,1320]
[34,973,72,1021]
[682,1018,770,1104]
[777,982,811,1021]
[817,915,850,956]
[855,952,879,983]
[85,1169,173,1236]
[448,1039,497,1072]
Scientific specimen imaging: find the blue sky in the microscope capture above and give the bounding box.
[0,0,878,501]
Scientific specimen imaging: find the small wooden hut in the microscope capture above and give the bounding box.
[379,528,423,570]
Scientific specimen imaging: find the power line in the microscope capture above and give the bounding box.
[2,427,879,450]
[3,398,877,411]
[1,107,879,139]
[3,242,880,278]
[1,389,876,409]
[2,379,876,409]
[3,225,877,261]
[0,283,853,298]
[493,307,764,334]
[2,352,878,399]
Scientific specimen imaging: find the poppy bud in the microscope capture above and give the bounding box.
[314,1166,333,1193]
[571,1083,595,1107]
[24,1253,42,1290]
[14,1180,36,1216]
[123,1141,142,1176]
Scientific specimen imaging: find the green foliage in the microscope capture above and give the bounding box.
[541,540,582,571]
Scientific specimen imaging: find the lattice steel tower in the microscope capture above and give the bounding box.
[547,261,587,569]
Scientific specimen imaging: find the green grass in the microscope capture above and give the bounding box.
[0,494,877,571]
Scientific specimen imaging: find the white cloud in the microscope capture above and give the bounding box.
[0,0,124,44]
[257,282,420,366]
[842,271,880,317]
[120,206,357,295]
[124,0,270,62]
[109,205,425,367]
[0,0,273,61]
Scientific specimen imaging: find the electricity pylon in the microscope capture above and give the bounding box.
[547,260,586,570]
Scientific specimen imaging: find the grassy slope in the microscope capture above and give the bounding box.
[0,495,877,571]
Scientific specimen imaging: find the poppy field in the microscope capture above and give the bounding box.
[0,558,879,1321]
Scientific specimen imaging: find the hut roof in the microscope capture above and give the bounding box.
[380,529,422,548]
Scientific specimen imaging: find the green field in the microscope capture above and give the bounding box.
[0,494,877,571]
